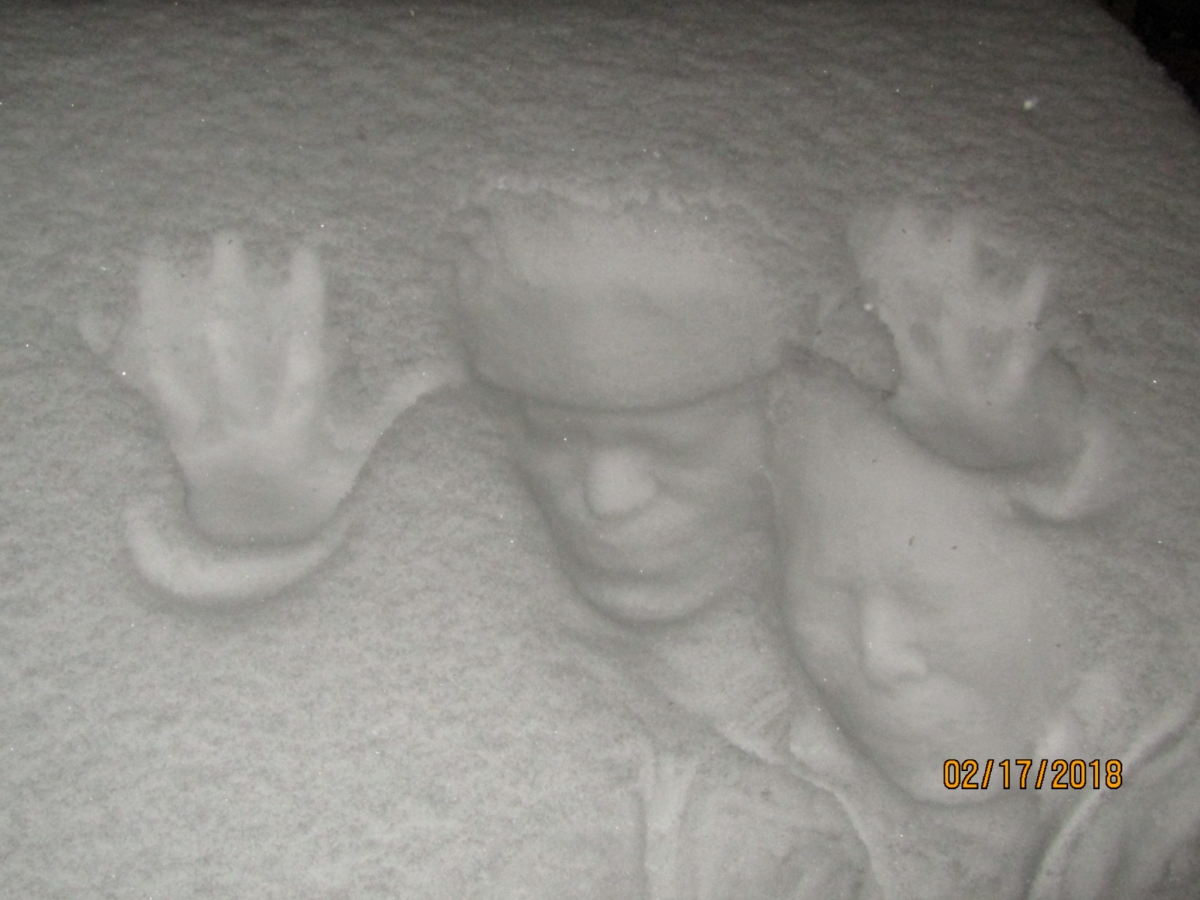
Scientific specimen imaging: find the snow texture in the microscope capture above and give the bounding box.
[2,1,1199,898]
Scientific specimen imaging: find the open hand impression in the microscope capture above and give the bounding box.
[84,233,459,602]
[850,204,1086,472]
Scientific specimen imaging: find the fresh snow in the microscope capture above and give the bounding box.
[2,1,1199,897]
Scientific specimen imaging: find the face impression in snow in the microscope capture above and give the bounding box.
[509,377,773,623]
[773,357,1077,803]
[449,185,794,622]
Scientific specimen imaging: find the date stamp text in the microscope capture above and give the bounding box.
[943,758,1123,790]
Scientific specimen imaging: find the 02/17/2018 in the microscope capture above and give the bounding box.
[943,758,1123,790]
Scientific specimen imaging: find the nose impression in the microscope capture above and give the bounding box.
[584,450,658,518]
[861,595,929,687]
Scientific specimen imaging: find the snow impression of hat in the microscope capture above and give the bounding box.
[451,188,790,409]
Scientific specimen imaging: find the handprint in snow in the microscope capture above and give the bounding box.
[849,202,1125,519]
[82,233,459,603]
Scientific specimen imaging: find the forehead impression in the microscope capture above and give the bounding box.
[522,401,713,448]
[517,386,756,446]
[520,393,763,460]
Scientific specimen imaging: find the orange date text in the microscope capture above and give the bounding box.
[943,758,1123,790]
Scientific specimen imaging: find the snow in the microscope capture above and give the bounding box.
[2,0,1199,897]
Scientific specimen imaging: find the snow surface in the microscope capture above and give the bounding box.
[2,0,1199,897]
